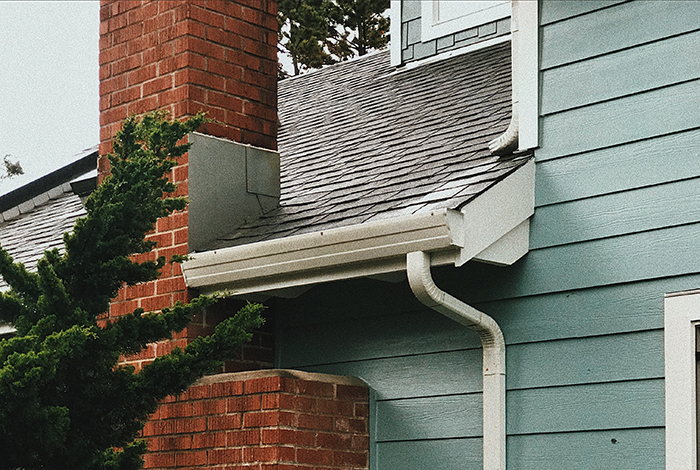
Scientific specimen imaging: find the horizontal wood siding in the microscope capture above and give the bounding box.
[377,428,664,470]
[541,29,700,114]
[507,428,665,470]
[537,78,700,161]
[539,0,628,26]
[535,128,700,206]
[274,1,700,468]
[540,0,700,69]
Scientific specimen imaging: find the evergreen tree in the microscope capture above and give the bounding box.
[0,111,264,470]
[328,0,390,60]
[278,0,336,77]
[278,0,390,77]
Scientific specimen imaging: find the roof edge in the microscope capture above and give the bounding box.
[182,160,535,297]
[0,146,98,214]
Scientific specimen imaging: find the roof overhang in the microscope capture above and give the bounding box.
[182,159,534,297]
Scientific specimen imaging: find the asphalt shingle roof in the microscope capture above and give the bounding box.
[1,42,530,278]
[0,190,86,290]
[213,41,531,249]
[0,149,97,291]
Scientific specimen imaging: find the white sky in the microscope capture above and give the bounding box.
[0,1,100,195]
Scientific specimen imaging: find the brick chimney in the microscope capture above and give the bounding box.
[99,0,278,154]
[97,6,371,468]
[98,0,278,371]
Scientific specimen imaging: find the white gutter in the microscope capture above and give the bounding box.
[407,251,506,470]
[182,160,534,297]
[183,208,465,296]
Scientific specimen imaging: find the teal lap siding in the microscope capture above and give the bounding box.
[275,1,700,468]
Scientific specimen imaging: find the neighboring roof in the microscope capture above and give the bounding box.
[213,41,531,250]
[0,147,98,290]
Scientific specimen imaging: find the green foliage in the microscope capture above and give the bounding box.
[278,0,390,77]
[0,111,265,470]
[328,0,390,59]
[278,0,336,76]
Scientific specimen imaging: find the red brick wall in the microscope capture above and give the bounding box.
[97,0,278,368]
[142,370,370,469]
[99,0,278,156]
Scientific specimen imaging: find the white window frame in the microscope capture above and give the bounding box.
[665,289,700,470]
[421,0,510,42]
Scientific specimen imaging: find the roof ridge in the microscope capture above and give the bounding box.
[0,181,76,223]
[0,147,98,219]
[279,48,389,83]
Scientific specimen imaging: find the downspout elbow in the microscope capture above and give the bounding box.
[407,251,505,370]
[407,251,506,470]
[489,102,519,157]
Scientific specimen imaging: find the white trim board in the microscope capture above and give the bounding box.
[665,289,700,469]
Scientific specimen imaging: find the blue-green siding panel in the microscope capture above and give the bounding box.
[507,380,664,434]
[539,0,627,26]
[300,350,483,400]
[531,177,700,249]
[374,379,663,442]
[508,428,664,470]
[537,79,700,161]
[377,429,664,470]
[279,309,482,367]
[279,272,700,358]
[280,285,661,367]
[541,29,700,114]
[475,278,673,341]
[279,277,691,366]
[445,224,700,302]
[284,327,663,395]
[376,439,482,470]
[377,394,482,441]
[535,128,700,205]
[507,330,664,390]
[541,0,700,69]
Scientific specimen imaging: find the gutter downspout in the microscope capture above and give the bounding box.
[407,251,506,470]
[489,0,527,156]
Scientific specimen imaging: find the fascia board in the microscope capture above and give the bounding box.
[183,209,463,295]
[458,159,535,266]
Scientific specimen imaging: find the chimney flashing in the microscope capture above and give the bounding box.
[188,132,279,253]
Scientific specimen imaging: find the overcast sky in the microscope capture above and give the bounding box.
[0,1,100,195]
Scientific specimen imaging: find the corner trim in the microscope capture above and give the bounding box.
[489,0,539,155]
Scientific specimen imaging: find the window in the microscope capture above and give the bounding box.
[421,0,510,41]
[665,289,700,470]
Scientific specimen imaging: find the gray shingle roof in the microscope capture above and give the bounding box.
[0,149,97,290]
[0,190,86,288]
[213,41,531,249]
